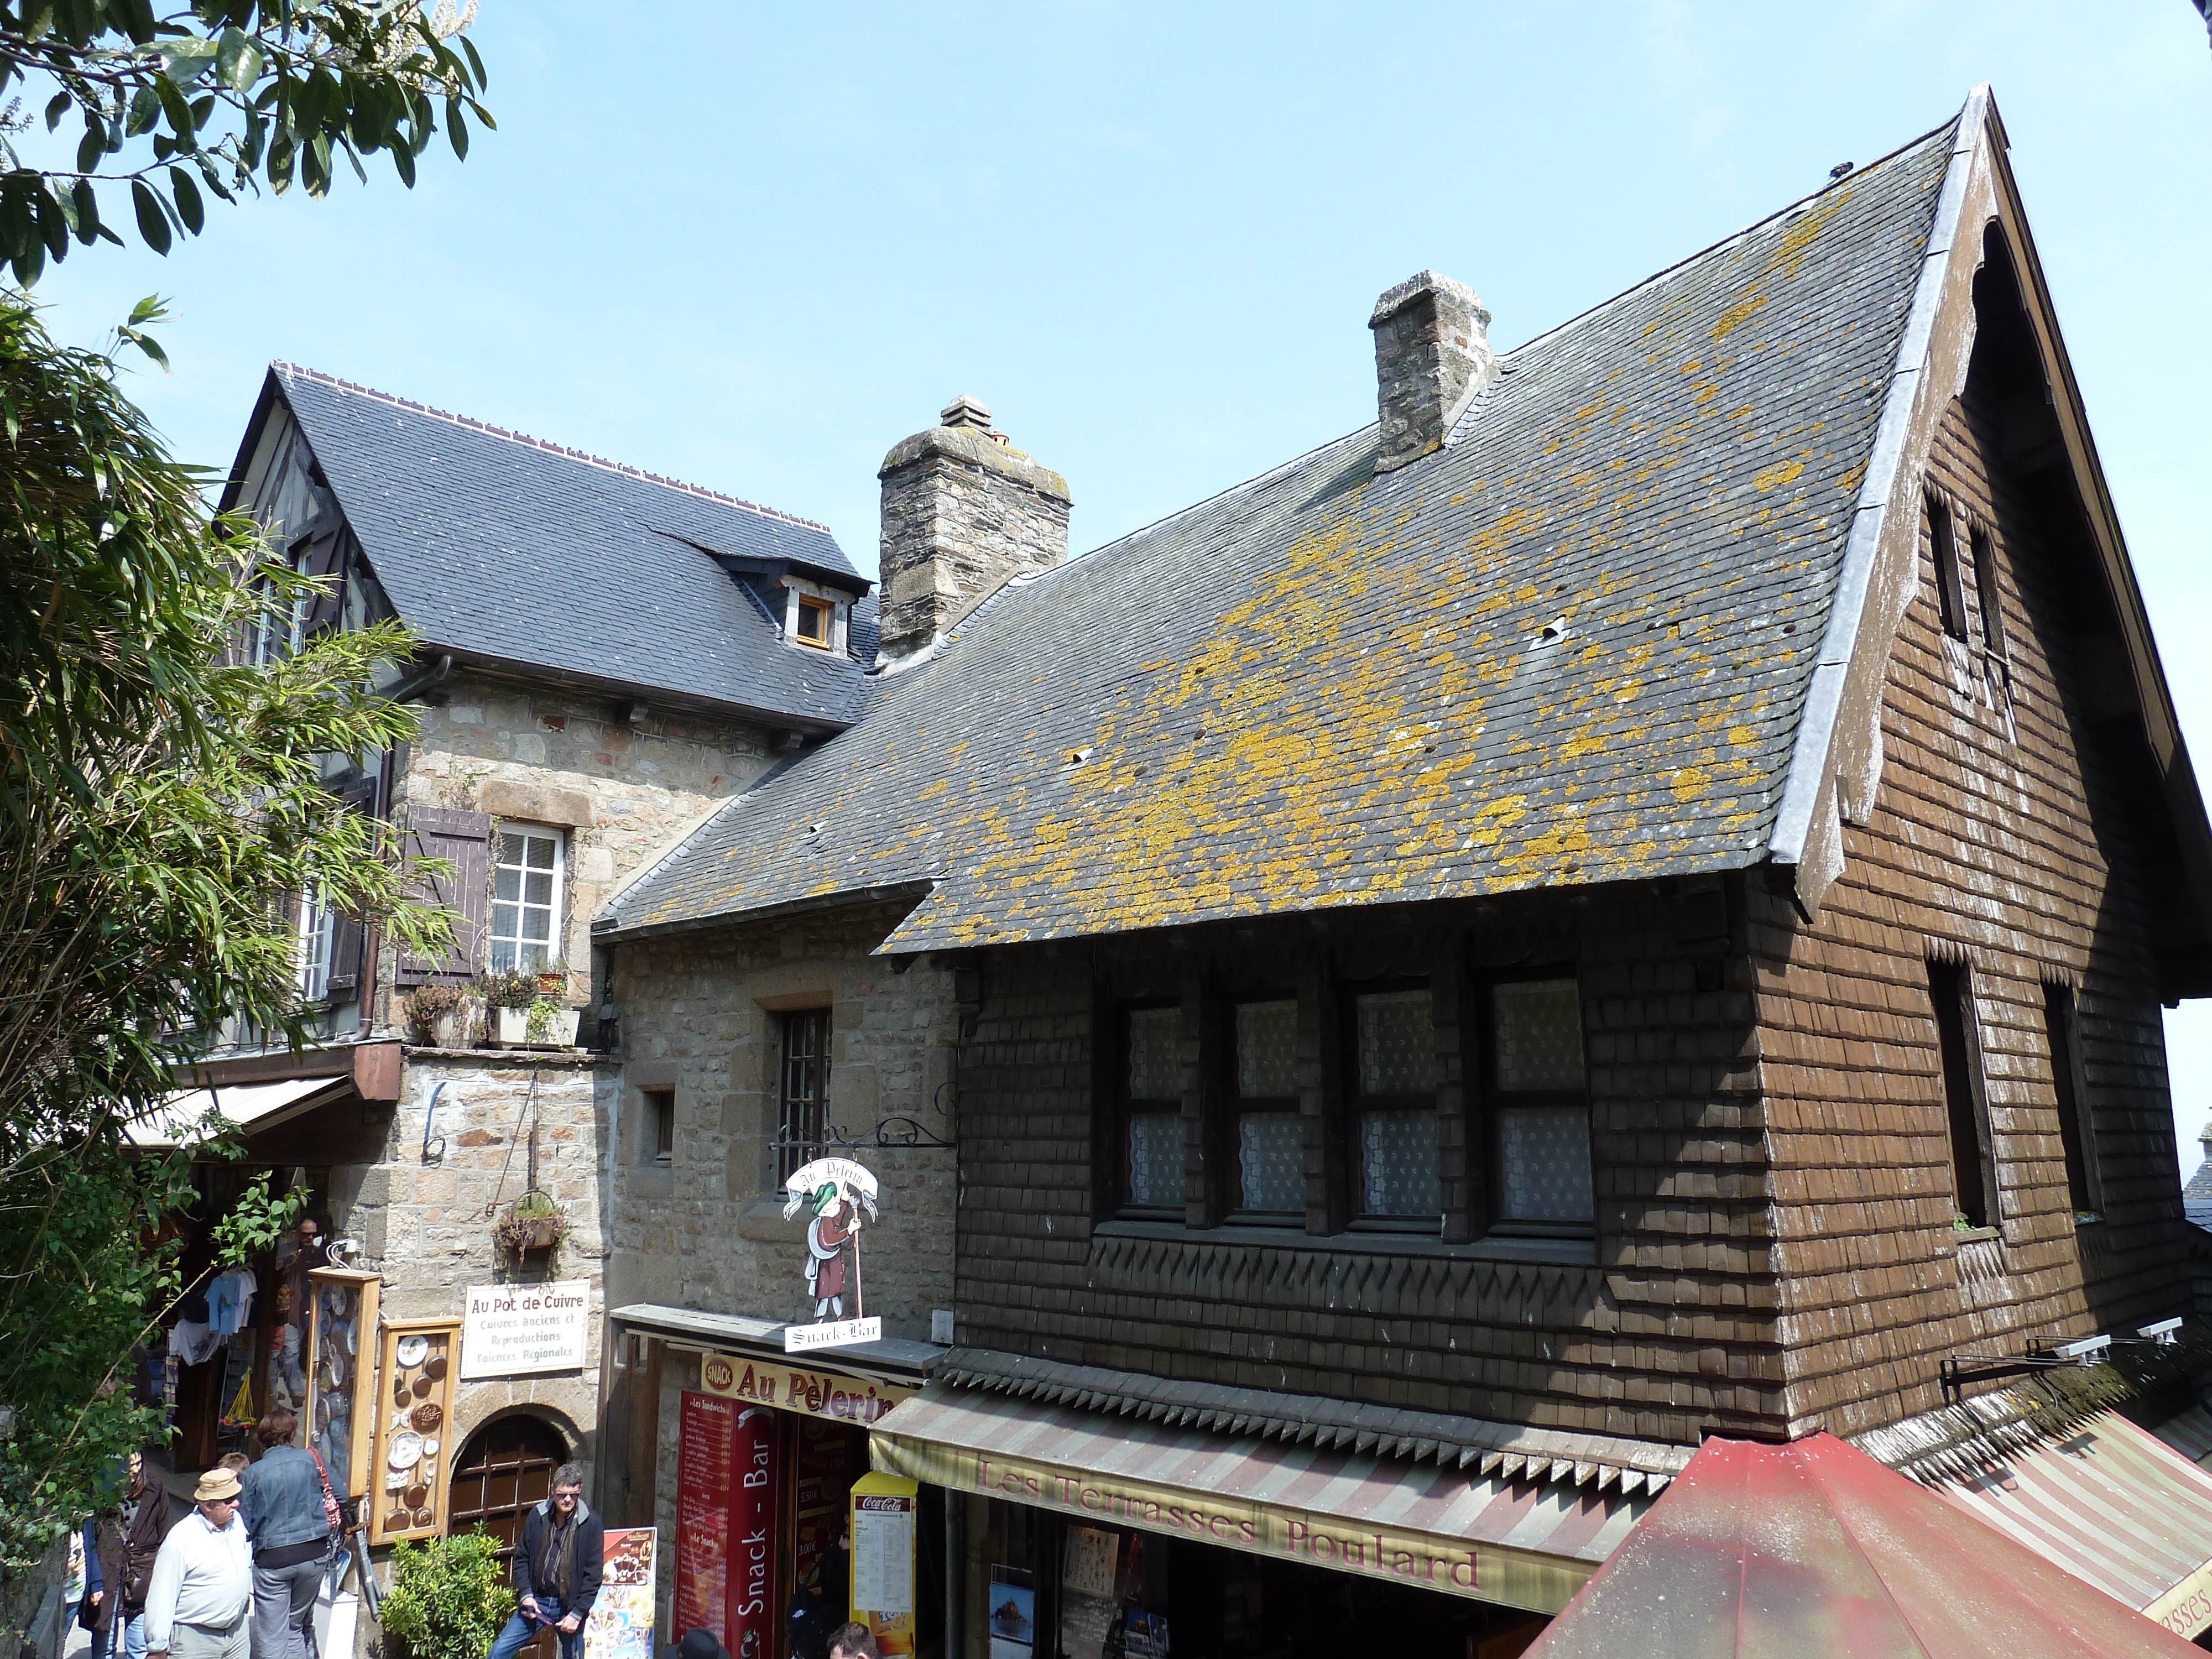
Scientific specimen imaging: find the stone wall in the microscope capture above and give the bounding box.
[383,670,779,1010]
[259,1051,618,1469]
[606,900,958,1340]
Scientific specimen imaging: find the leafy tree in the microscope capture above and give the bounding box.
[0,291,451,1570]
[380,1530,515,1659]
[0,0,491,286]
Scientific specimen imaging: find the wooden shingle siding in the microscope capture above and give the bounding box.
[1759,387,2190,1438]
[954,879,1783,1448]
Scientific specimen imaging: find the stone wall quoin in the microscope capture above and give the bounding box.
[604,900,959,1342]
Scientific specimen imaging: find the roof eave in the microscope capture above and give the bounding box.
[595,880,933,946]
[416,641,861,737]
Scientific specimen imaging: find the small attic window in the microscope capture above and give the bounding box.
[1928,493,1969,644]
[795,594,833,649]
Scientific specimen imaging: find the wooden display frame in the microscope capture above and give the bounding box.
[303,1268,382,1504]
[369,1316,462,1545]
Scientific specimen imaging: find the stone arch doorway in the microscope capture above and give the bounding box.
[447,1413,570,1656]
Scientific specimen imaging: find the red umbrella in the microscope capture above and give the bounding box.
[1524,1432,2202,1658]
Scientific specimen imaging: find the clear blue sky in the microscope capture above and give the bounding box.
[25,3,2212,1171]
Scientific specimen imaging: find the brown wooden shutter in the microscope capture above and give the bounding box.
[395,807,493,984]
[299,528,346,639]
[324,772,382,1001]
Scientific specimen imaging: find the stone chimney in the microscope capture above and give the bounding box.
[1369,270,1498,473]
[877,396,1071,661]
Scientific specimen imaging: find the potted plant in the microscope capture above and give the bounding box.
[381,1529,514,1659]
[533,957,568,1000]
[478,967,538,1047]
[399,983,470,1048]
[525,995,582,1050]
[494,1191,568,1257]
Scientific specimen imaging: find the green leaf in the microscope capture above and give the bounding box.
[70,181,99,246]
[266,130,293,195]
[215,26,264,92]
[445,97,467,161]
[74,119,107,175]
[125,85,160,138]
[166,167,202,235]
[35,184,68,262]
[117,326,168,371]
[389,141,415,188]
[129,180,171,255]
[43,92,70,133]
[12,238,44,287]
[153,76,195,147]
[128,293,164,325]
[302,132,331,199]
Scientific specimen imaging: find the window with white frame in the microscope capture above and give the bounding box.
[251,539,314,666]
[489,827,565,971]
[296,889,333,1003]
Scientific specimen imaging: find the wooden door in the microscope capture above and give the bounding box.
[447,1415,568,1659]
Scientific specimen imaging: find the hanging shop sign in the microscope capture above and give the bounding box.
[849,1472,919,1659]
[782,1158,882,1353]
[585,1527,659,1659]
[460,1279,591,1379]
[369,1317,461,1545]
[699,1353,913,1426]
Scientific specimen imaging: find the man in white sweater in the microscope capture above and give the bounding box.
[143,1468,253,1659]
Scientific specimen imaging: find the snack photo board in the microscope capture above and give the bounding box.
[369,1317,461,1545]
[304,1269,382,1501]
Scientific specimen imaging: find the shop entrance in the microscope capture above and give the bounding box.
[448,1414,570,1659]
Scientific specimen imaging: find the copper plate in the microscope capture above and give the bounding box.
[403,1483,428,1508]
[424,1354,448,1381]
[411,1506,432,1527]
[411,1402,444,1432]
[412,1375,433,1399]
[387,1509,407,1529]
[394,1380,409,1407]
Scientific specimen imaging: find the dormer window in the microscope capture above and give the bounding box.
[795,594,834,649]
[781,580,849,654]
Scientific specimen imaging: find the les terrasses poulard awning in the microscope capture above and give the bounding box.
[868,1384,1658,1616]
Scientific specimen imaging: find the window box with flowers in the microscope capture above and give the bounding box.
[479,968,580,1049]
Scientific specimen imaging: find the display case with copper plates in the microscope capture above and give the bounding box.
[369,1317,461,1544]
[303,1269,382,1505]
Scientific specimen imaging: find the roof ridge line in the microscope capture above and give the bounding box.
[1500,106,1966,368]
[269,361,837,535]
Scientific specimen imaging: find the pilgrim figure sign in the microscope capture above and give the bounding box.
[782,1157,883,1353]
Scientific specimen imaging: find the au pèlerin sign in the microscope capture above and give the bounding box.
[782,1157,881,1353]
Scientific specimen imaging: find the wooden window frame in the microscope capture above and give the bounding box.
[2042,979,2103,1220]
[1223,994,1303,1225]
[1478,968,1595,1237]
[1342,979,1440,1234]
[1929,493,1970,644]
[1110,1001,1183,1218]
[488,825,566,972]
[794,594,836,650]
[1928,955,1999,1231]
[778,1006,831,1182]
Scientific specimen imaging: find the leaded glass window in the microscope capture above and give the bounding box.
[1122,1005,1182,1211]
[1490,976,1593,1224]
[1233,999,1301,1216]
[1353,988,1437,1222]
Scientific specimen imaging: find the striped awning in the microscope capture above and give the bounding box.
[2151,1404,2212,1470]
[869,1384,1650,1615]
[1931,1407,2212,1640]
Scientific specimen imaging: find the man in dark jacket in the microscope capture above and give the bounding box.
[489,1465,602,1659]
[236,1409,348,1659]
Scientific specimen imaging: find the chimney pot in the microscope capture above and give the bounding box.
[940,394,993,430]
[1369,270,1496,473]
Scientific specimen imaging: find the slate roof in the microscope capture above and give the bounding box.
[2184,1144,2212,1233]
[254,365,872,726]
[603,114,1961,948]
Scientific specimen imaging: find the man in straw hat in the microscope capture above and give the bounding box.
[143,1467,253,1659]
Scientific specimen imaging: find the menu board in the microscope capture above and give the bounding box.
[586,1527,658,1659]
[1058,1527,1121,1659]
[368,1318,460,1545]
[849,1473,917,1658]
[674,1391,737,1647]
[304,1269,380,1503]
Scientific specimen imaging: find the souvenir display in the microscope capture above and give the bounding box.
[369,1318,460,1545]
[303,1269,380,1504]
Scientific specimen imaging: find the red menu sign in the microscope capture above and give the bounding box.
[674,1391,737,1645]
[729,1408,781,1659]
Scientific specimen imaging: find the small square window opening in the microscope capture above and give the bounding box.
[1352,987,1438,1224]
[779,1008,830,1181]
[1120,1005,1182,1212]
[1929,495,1970,644]
[1231,999,1302,1219]
[643,1089,675,1166]
[795,596,834,649]
[1489,977,1593,1227]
